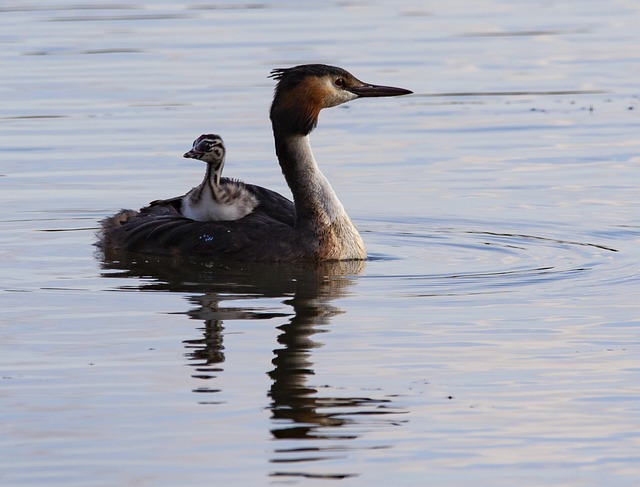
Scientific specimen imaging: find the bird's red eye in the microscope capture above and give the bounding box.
[334,78,345,87]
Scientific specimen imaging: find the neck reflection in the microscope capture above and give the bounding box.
[100,255,406,480]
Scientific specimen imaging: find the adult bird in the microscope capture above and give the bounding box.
[98,64,412,262]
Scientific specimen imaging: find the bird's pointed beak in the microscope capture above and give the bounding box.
[183,149,204,159]
[349,83,413,98]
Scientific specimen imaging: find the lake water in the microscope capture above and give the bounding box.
[1,1,639,486]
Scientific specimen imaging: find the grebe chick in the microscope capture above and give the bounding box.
[179,134,258,222]
[149,134,292,224]
[99,64,412,262]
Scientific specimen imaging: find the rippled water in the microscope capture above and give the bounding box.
[1,1,639,486]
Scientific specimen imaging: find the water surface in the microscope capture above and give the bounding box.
[1,1,639,486]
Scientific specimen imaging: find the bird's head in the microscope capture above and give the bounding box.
[269,64,412,135]
[184,134,226,184]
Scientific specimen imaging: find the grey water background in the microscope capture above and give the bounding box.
[1,1,639,485]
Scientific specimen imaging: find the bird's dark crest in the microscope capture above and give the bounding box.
[269,64,350,86]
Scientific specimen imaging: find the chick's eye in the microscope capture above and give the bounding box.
[334,78,345,87]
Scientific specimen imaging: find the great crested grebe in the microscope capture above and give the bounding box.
[99,64,412,262]
[150,134,258,222]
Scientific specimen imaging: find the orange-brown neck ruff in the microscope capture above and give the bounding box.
[270,76,326,136]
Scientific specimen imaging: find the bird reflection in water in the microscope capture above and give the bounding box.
[100,252,408,479]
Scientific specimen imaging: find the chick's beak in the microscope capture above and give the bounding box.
[183,149,204,159]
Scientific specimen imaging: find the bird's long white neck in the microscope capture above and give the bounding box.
[273,128,366,259]
[274,132,347,230]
